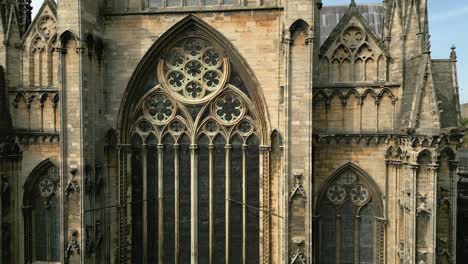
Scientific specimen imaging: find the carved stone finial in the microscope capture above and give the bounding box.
[290,248,306,264]
[450,45,457,61]
[65,230,80,260]
[289,172,306,202]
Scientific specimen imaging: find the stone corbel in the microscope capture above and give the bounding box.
[289,172,306,202]
[65,230,80,260]
[290,248,306,264]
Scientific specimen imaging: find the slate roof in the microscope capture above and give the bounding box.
[320,3,384,45]
[432,59,460,128]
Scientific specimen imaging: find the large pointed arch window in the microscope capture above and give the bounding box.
[123,29,265,263]
[315,165,385,264]
[23,162,61,264]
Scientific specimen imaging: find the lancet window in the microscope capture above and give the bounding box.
[125,34,263,263]
[316,166,384,264]
[23,163,61,263]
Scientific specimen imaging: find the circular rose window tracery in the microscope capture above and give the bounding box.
[213,94,245,125]
[159,37,229,104]
[144,94,175,125]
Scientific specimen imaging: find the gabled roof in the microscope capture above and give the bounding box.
[320,2,386,56]
[21,0,56,44]
[320,3,384,45]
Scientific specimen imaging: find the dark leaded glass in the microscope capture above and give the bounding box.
[34,197,47,261]
[360,203,375,264]
[147,134,159,263]
[246,135,260,263]
[131,135,143,264]
[341,203,355,264]
[213,135,226,263]
[230,135,243,264]
[49,196,60,261]
[198,135,210,263]
[179,135,191,263]
[163,135,175,262]
[320,203,336,264]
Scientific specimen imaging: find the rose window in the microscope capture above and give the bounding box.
[342,26,365,48]
[214,94,244,124]
[338,171,357,186]
[160,37,228,103]
[38,16,56,37]
[205,120,219,134]
[145,94,175,124]
[350,184,370,206]
[238,120,253,134]
[327,184,346,205]
[39,178,55,198]
[169,120,184,133]
[48,166,60,181]
[138,120,152,133]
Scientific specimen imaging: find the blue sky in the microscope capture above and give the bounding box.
[31,0,467,102]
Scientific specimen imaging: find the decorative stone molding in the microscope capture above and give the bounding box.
[290,248,306,264]
[65,230,81,259]
[66,166,80,197]
[289,172,306,202]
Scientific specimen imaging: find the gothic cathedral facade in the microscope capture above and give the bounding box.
[0,0,463,263]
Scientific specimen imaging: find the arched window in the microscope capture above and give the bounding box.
[23,160,61,264]
[118,18,269,263]
[316,164,384,264]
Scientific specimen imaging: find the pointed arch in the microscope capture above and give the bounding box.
[22,158,61,263]
[287,19,310,36]
[118,14,270,144]
[316,162,384,215]
[315,162,384,264]
[23,158,59,206]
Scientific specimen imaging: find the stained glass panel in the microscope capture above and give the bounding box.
[246,135,259,263]
[198,135,210,263]
[229,135,243,263]
[179,135,191,263]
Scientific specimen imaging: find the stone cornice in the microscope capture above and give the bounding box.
[313,133,462,147]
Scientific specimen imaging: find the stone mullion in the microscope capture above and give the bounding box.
[354,214,360,264]
[335,212,341,264]
[242,144,247,264]
[409,163,418,263]
[225,143,231,264]
[394,161,402,264]
[174,144,180,264]
[208,144,214,264]
[118,146,130,264]
[191,144,198,264]
[157,144,164,263]
[260,145,271,264]
[449,161,458,262]
[142,145,148,263]
[428,163,439,264]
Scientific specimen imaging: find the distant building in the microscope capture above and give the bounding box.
[0,0,464,263]
[461,103,468,119]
